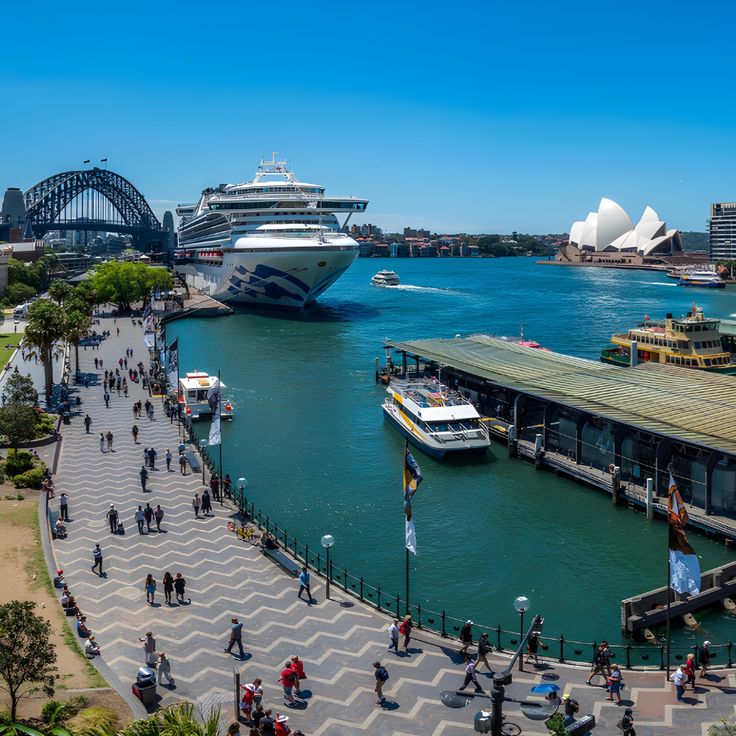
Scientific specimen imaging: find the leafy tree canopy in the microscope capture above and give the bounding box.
[1,372,38,407]
[0,404,38,451]
[5,283,37,306]
[0,600,57,721]
[89,262,173,312]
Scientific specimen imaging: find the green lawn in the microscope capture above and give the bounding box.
[0,332,23,369]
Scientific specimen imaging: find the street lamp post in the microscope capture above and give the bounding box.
[321,534,334,600]
[514,595,529,672]
[238,477,247,517]
[199,439,207,484]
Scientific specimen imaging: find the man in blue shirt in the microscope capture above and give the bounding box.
[225,617,245,656]
[298,566,313,604]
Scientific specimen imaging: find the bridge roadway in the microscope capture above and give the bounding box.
[47,315,736,735]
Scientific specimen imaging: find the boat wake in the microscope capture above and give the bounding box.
[642,281,677,287]
[384,284,463,295]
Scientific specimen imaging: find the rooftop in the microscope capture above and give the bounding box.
[389,334,736,455]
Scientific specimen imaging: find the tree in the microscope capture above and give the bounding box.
[23,300,66,403]
[90,262,173,312]
[64,308,91,372]
[4,283,37,306]
[0,404,38,452]
[48,280,72,306]
[0,600,57,720]
[1,372,38,407]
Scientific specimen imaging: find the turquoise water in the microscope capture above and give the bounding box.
[170,258,736,650]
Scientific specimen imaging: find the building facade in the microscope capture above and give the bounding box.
[709,203,736,260]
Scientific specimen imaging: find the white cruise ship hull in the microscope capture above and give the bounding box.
[176,237,358,309]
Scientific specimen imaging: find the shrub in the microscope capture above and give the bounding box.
[68,705,118,734]
[35,413,56,437]
[709,721,736,736]
[13,468,44,489]
[41,695,88,724]
[3,449,35,476]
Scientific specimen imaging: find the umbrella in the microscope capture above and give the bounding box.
[530,683,560,694]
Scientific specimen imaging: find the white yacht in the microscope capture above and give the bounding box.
[175,155,369,309]
[382,378,490,459]
[177,371,234,421]
[371,270,400,287]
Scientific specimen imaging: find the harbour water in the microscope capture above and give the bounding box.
[169,257,736,649]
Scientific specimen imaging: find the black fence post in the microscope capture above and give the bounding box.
[344,568,348,592]
[625,642,631,670]
[659,645,665,671]
[441,610,447,638]
[317,552,321,574]
[417,604,422,630]
[360,577,364,602]
[377,587,382,612]
[729,641,733,669]
[395,595,400,620]
[496,625,502,651]
[304,545,309,569]
[559,634,565,664]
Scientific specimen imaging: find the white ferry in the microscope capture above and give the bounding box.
[382,379,490,459]
[174,155,369,309]
[678,270,725,289]
[371,270,400,287]
[178,371,234,420]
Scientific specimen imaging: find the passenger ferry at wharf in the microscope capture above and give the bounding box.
[174,155,369,309]
[382,378,491,459]
[600,307,736,374]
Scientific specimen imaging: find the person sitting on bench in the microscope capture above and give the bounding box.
[261,533,279,551]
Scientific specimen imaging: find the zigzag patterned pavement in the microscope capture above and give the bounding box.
[49,315,736,735]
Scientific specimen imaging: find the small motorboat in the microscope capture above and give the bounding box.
[371,270,400,287]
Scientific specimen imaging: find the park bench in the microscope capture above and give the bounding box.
[262,546,300,577]
[185,450,201,473]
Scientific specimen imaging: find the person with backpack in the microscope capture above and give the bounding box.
[459,620,473,661]
[586,640,611,684]
[373,661,389,705]
[279,661,298,705]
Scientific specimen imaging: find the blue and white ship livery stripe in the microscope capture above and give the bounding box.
[174,155,368,309]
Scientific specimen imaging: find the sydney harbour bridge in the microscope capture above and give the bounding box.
[22,168,172,251]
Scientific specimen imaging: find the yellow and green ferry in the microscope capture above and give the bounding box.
[601,308,736,374]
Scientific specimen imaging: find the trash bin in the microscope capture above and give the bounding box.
[474,710,491,733]
[132,666,157,707]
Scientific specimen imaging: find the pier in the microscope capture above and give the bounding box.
[153,285,233,323]
[386,335,736,541]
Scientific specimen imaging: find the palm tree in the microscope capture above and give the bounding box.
[48,280,72,306]
[64,309,91,373]
[23,300,65,404]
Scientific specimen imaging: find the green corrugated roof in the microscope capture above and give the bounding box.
[389,335,736,455]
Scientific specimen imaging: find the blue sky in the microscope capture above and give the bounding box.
[2,0,734,233]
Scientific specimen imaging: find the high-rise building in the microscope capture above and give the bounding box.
[709,203,736,260]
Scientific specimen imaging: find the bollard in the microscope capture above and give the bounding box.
[646,478,654,520]
[507,424,517,458]
[233,668,240,723]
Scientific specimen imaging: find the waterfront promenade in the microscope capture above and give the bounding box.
[47,315,736,735]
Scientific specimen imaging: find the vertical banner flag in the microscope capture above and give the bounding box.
[166,339,178,388]
[668,473,701,595]
[207,376,222,446]
[403,442,423,555]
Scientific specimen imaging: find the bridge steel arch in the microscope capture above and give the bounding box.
[24,168,166,249]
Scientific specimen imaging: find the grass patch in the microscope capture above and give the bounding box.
[0,332,24,368]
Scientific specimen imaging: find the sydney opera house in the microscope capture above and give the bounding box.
[558,197,683,264]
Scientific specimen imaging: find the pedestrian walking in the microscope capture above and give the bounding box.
[135,506,146,534]
[297,567,313,604]
[132,424,139,443]
[103,392,110,408]
[210,472,220,501]
[59,492,70,522]
[145,573,157,604]
[174,572,187,603]
[91,543,103,575]
[123,380,128,397]
[106,504,119,533]
[99,433,105,453]
[526,630,540,665]
[699,640,712,678]
[460,620,473,661]
[201,489,212,516]
[225,617,245,656]
[149,446,157,470]
[671,664,686,702]
[399,614,413,652]
[279,661,298,704]
[144,503,154,532]
[140,465,148,492]
[606,663,624,703]
[147,404,154,420]
[192,493,201,518]
[165,449,172,471]
[154,504,164,532]
[240,682,256,721]
[387,620,400,653]
[587,640,611,684]
[373,661,389,705]
[275,715,290,736]
[290,655,306,696]
[475,632,494,672]
[223,473,232,498]
[157,652,174,686]
[139,631,157,666]
[459,655,483,692]
[684,652,696,689]
[619,707,636,736]
[562,694,580,726]
[84,414,92,433]
[106,431,114,451]
[179,452,187,475]
[163,571,174,604]
[94,358,98,369]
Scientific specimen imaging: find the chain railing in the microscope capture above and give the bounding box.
[175,413,735,672]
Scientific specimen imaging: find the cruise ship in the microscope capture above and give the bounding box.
[174,155,369,308]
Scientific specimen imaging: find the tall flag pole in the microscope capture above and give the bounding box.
[403,439,423,614]
[666,473,701,679]
[218,369,223,505]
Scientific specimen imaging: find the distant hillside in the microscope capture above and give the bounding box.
[680,231,708,251]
